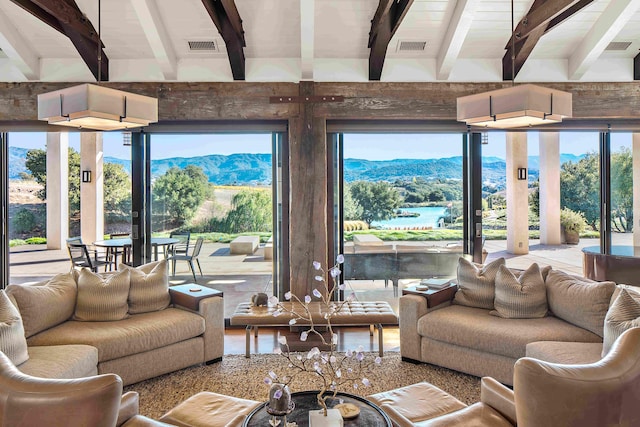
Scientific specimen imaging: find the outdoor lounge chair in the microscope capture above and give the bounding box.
[167,237,204,282]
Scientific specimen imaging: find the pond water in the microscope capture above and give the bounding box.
[371,206,449,229]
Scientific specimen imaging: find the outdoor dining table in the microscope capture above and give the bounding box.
[93,237,180,267]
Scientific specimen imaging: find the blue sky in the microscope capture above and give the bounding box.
[8,131,632,161]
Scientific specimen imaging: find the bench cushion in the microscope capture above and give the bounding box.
[27,308,205,362]
[230,301,397,326]
[418,305,601,359]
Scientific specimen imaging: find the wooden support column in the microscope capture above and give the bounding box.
[80,133,104,245]
[539,132,561,245]
[506,132,529,254]
[289,81,328,298]
[46,132,69,249]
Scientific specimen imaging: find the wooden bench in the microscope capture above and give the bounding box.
[230,301,398,357]
[230,236,260,254]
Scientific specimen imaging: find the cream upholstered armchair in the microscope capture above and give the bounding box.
[370,327,640,427]
[0,351,170,427]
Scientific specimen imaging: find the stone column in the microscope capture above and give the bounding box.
[539,132,561,245]
[80,133,104,244]
[634,133,640,247]
[506,132,529,254]
[46,133,69,249]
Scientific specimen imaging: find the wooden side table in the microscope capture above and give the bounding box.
[169,284,223,311]
[402,283,458,308]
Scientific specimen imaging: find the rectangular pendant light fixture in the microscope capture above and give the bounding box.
[457,84,572,129]
[38,84,158,131]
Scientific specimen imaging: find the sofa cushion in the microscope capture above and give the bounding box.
[491,263,547,319]
[74,268,131,322]
[602,289,640,356]
[454,257,505,310]
[546,270,615,337]
[526,341,603,365]
[0,291,29,366]
[418,304,602,359]
[18,345,98,379]
[27,307,205,362]
[120,260,171,314]
[6,272,77,338]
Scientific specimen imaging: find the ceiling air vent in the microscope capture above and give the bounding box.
[605,41,632,51]
[188,40,219,52]
[397,40,427,52]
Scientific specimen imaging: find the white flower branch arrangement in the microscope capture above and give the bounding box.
[264,255,382,418]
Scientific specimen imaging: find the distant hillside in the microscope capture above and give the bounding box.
[8,147,585,186]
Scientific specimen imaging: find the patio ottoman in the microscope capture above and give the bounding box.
[159,391,261,427]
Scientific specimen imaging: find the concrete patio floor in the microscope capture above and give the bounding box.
[8,237,612,318]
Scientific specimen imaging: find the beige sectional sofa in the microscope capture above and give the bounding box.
[400,258,621,386]
[2,260,224,386]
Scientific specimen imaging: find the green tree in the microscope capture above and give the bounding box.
[25,148,81,215]
[343,183,363,220]
[153,165,210,226]
[560,153,600,230]
[104,163,131,219]
[213,189,272,233]
[611,147,633,232]
[349,181,402,226]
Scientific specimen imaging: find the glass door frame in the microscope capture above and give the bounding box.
[1,132,8,288]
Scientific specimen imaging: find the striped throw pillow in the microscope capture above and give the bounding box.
[120,260,170,314]
[74,269,131,321]
[491,263,547,319]
[454,257,505,309]
[602,289,640,356]
[0,291,29,366]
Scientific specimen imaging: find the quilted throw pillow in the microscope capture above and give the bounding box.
[546,269,615,337]
[74,269,131,321]
[120,259,170,314]
[454,257,505,310]
[6,272,77,338]
[491,263,547,319]
[602,288,640,356]
[0,291,29,366]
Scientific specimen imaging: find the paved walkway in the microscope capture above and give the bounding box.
[8,237,616,317]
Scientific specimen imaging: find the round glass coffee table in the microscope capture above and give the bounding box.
[243,390,392,426]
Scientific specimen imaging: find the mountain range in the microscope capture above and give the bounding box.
[7,147,584,186]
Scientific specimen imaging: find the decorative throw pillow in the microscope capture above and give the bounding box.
[491,263,547,319]
[6,272,77,338]
[453,257,505,310]
[0,291,29,366]
[546,269,615,337]
[74,269,131,322]
[120,260,170,314]
[602,288,640,356]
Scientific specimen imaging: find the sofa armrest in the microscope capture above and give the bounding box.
[199,296,225,362]
[121,415,176,427]
[480,377,516,425]
[117,391,140,427]
[399,295,428,360]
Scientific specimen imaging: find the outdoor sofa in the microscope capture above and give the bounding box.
[400,257,628,385]
[2,259,224,386]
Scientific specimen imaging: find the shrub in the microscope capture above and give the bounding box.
[13,208,36,234]
[560,208,587,234]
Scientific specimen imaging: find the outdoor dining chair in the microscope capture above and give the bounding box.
[167,237,204,282]
[168,231,191,259]
[66,237,110,273]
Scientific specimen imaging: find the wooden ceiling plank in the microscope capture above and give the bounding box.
[0,6,39,79]
[369,0,415,81]
[503,25,547,81]
[547,0,594,32]
[201,0,246,80]
[61,22,108,81]
[130,0,177,80]
[569,0,640,80]
[29,0,100,43]
[9,0,64,34]
[436,0,482,80]
[509,0,579,43]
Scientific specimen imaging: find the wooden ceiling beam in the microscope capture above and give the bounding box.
[635,52,640,81]
[368,0,414,81]
[201,0,246,80]
[10,0,107,81]
[502,0,591,80]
